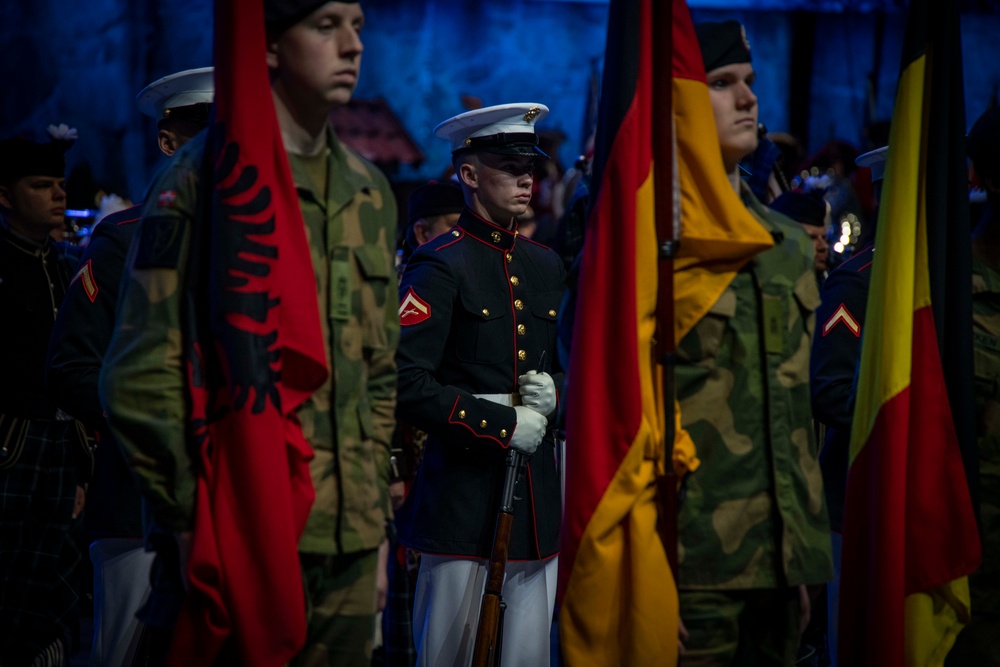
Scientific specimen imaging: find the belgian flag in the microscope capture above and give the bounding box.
[839,0,981,664]
[558,0,773,663]
[168,0,328,663]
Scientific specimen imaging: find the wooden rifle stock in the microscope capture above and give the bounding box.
[471,449,525,667]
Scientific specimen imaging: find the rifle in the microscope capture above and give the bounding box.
[471,448,526,667]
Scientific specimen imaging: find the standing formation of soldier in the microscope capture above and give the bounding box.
[1,2,996,666]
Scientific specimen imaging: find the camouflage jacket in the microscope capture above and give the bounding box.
[100,127,398,555]
[674,184,833,589]
[971,251,1000,614]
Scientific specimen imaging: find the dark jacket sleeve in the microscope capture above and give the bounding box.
[810,265,869,430]
[47,215,136,432]
[396,249,519,448]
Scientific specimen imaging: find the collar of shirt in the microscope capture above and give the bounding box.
[457,208,519,252]
[287,124,379,216]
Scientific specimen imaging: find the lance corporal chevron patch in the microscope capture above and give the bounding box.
[399,287,431,326]
[822,303,861,337]
[71,259,98,302]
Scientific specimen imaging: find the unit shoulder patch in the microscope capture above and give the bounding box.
[399,287,432,326]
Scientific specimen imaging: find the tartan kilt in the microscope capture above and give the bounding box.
[0,418,83,664]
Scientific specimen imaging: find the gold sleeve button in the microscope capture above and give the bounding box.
[480,420,488,428]
[518,349,527,361]
[451,229,460,237]
[458,410,466,419]
[500,429,508,438]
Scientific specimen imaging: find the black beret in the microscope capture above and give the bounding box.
[769,191,827,228]
[408,182,464,226]
[0,136,72,185]
[695,21,752,73]
[968,106,1000,182]
[265,0,357,35]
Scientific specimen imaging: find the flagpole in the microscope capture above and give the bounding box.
[651,0,678,579]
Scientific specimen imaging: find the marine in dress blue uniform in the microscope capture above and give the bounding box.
[809,144,885,667]
[395,103,565,667]
[46,67,213,666]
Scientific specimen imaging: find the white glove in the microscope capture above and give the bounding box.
[518,371,557,417]
[510,405,547,455]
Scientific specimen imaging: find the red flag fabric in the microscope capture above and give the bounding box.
[167,0,328,663]
[839,0,981,664]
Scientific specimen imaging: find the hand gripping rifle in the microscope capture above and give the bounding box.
[471,447,526,667]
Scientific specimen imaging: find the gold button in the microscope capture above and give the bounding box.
[517,324,526,335]
[518,349,527,361]
[482,308,490,316]
[506,253,513,263]
[458,410,466,419]
[514,299,524,310]
[491,231,501,243]
[549,309,557,317]
[480,420,488,428]
[500,429,508,438]
[451,230,460,237]
[510,276,520,286]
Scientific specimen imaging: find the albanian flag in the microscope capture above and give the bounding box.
[167,0,328,664]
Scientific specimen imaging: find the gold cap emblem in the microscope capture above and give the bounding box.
[523,106,541,122]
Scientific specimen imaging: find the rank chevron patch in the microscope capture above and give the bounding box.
[399,287,431,326]
[71,259,98,303]
[823,303,861,337]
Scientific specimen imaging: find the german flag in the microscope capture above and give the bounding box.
[839,0,981,664]
[167,0,328,663]
[558,0,772,663]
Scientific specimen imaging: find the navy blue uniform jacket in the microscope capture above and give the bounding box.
[394,208,565,560]
[810,244,873,532]
[47,206,144,539]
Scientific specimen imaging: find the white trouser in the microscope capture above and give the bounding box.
[89,538,155,667]
[412,554,558,667]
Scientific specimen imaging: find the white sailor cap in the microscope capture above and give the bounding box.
[136,67,214,121]
[434,103,550,157]
[855,145,888,184]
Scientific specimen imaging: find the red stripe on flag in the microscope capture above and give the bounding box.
[558,0,651,602]
[839,307,980,666]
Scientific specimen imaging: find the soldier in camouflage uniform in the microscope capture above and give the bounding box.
[676,22,833,666]
[946,106,1000,666]
[98,2,397,665]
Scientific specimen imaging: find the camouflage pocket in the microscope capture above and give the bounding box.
[793,270,821,336]
[353,244,392,309]
[686,289,737,361]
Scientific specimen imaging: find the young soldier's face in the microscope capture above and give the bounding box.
[706,62,759,168]
[271,2,365,110]
[466,153,535,224]
[0,175,67,236]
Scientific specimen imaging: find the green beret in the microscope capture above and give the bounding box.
[695,20,752,73]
